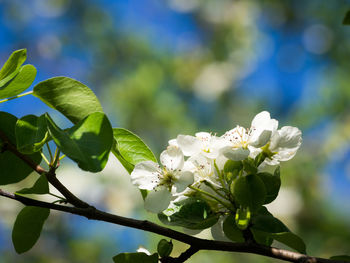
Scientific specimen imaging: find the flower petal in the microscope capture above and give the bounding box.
[249,129,272,148]
[268,126,302,163]
[221,146,250,161]
[249,111,278,147]
[160,145,184,171]
[144,187,172,213]
[176,135,202,156]
[130,161,161,190]
[174,171,194,192]
[251,111,278,132]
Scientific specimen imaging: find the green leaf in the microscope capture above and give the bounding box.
[251,209,306,253]
[158,197,219,230]
[330,255,350,262]
[222,214,245,242]
[343,10,350,25]
[233,174,266,212]
[0,49,27,87]
[33,76,103,124]
[223,160,242,183]
[251,212,289,233]
[16,114,48,154]
[16,175,49,195]
[242,158,257,174]
[157,239,173,258]
[270,232,306,254]
[12,206,50,254]
[0,112,42,185]
[0,64,37,100]
[113,252,158,263]
[250,228,273,246]
[45,112,113,173]
[257,171,281,204]
[112,128,157,174]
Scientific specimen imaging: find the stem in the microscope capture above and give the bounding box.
[49,192,66,201]
[52,148,60,168]
[202,180,228,200]
[59,154,66,161]
[0,90,33,104]
[189,185,233,210]
[214,160,226,189]
[46,143,53,164]
[40,151,50,166]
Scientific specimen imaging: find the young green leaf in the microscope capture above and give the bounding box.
[223,214,245,242]
[158,198,219,230]
[16,175,49,195]
[0,64,37,100]
[0,49,27,87]
[157,239,173,258]
[16,114,48,154]
[257,171,281,204]
[113,252,158,263]
[223,160,242,183]
[12,206,50,254]
[33,77,103,124]
[233,174,266,212]
[0,112,42,185]
[45,112,113,173]
[242,158,257,174]
[112,128,157,173]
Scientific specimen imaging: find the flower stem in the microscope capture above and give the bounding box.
[202,180,228,200]
[0,90,33,104]
[189,185,233,210]
[40,151,50,166]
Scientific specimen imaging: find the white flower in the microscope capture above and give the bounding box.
[220,111,278,161]
[130,146,194,213]
[264,126,302,165]
[185,154,220,186]
[175,132,226,159]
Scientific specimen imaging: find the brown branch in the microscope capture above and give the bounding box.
[160,246,200,263]
[0,188,346,263]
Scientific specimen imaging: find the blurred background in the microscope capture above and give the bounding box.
[0,0,350,262]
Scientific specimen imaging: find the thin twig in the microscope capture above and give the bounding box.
[0,189,345,263]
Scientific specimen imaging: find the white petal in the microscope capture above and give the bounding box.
[251,111,278,132]
[248,129,272,148]
[174,171,194,192]
[204,136,228,159]
[195,132,211,140]
[130,161,161,190]
[160,145,184,171]
[176,135,202,156]
[144,187,172,213]
[249,111,278,147]
[221,146,250,161]
[269,126,302,154]
[168,138,178,147]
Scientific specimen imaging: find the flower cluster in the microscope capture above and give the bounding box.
[130,111,302,214]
